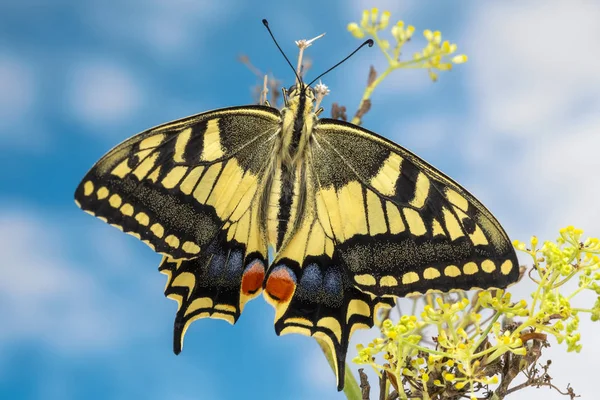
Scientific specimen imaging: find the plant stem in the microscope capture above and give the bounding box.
[471,312,500,351]
[349,53,439,125]
[316,338,363,400]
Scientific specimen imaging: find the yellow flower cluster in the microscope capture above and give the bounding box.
[347,8,395,38]
[347,8,467,82]
[391,21,415,45]
[414,29,467,81]
[353,316,423,367]
[344,9,469,125]
[478,290,528,318]
[353,227,600,399]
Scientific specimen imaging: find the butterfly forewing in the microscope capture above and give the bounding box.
[75,106,281,349]
[311,118,519,296]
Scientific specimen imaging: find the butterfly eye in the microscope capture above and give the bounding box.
[287,84,297,94]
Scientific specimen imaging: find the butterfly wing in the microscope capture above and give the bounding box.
[264,118,519,390]
[74,105,280,351]
[309,119,519,295]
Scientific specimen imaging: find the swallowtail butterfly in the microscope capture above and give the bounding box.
[75,20,518,390]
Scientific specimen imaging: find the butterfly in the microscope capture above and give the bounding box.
[74,21,519,391]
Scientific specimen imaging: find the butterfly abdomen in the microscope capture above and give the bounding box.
[264,160,309,253]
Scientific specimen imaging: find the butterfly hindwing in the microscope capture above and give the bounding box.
[266,254,395,391]
[159,199,268,353]
[75,106,280,346]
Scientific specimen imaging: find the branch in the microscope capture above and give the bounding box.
[358,368,371,400]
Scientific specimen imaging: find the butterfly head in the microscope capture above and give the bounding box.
[262,19,371,115]
[284,83,318,116]
[287,84,315,101]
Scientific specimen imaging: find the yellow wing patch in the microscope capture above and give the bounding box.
[370,153,402,196]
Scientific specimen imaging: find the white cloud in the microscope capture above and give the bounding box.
[0,203,228,398]
[0,54,47,150]
[466,1,600,139]
[85,220,147,277]
[67,60,143,127]
[0,54,35,127]
[86,0,236,55]
[460,1,600,237]
[464,1,600,137]
[63,0,240,132]
[0,210,113,352]
[519,113,600,233]
[0,206,162,357]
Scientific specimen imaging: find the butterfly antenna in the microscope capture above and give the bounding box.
[307,39,373,87]
[262,19,303,86]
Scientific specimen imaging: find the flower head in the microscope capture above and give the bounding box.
[313,80,330,110]
[295,32,326,50]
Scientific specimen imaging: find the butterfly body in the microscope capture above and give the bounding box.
[75,81,519,391]
[262,85,316,252]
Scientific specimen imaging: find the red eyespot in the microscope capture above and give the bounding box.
[265,266,296,303]
[241,260,265,295]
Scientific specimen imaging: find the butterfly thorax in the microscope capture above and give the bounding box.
[264,85,316,252]
[279,86,316,167]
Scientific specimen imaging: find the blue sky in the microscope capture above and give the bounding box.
[1,0,600,399]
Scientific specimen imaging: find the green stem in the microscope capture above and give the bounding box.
[410,298,419,315]
[511,317,537,341]
[446,315,460,344]
[567,284,587,300]
[552,268,580,289]
[471,312,500,351]
[403,340,450,357]
[571,307,592,313]
[393,42,402,61]
[394,343,410,400]
[530,267,553,315]
[472,342,509,360]
[350,66,393,125]
[371,31,393,64]
[349,38,445,125]
[316,338,362,400]
[535,325,563,338]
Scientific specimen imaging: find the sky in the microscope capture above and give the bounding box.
[1,0,599,399]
